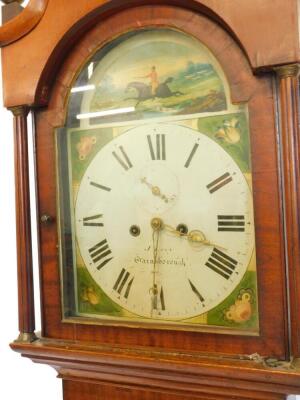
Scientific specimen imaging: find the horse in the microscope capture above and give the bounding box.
[125,77,183,105]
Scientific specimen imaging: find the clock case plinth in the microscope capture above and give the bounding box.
[11,338,300,400]
[2,1,300,399]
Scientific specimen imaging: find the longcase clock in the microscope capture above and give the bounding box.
[1,1,300,399]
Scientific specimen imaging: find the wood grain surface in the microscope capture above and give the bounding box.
[275,65,300,358]
[1,0,300,107]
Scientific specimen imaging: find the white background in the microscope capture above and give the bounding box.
[0,2,61,399]
[0,107,62,399]
[0,2,298,400]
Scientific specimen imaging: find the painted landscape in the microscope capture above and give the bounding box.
[84,29,227,124]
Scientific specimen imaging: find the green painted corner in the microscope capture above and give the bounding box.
[70,127,114,183]
[77,267,124,316]
[198,112,251,174]
[207,271,259,330]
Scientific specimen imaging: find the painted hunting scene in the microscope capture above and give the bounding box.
[86,29,227,123]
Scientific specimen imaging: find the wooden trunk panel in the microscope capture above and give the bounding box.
[62,380,287,400]
[63,381,197,400]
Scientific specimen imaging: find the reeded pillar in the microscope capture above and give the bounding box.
[9,106,37,343]
[275,64,300,358]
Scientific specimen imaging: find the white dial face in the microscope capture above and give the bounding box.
[75,123,255,320]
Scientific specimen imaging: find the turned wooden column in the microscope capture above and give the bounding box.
[10,106,37,343]
[275,64,300,358]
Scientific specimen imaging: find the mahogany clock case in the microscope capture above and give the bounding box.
[2,1,300,399]
[34,6,287,359]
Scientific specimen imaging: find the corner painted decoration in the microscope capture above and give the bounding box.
[57,28,258,334]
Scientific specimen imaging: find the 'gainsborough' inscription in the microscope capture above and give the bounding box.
[134,256,186,267]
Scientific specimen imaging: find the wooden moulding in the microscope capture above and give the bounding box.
[0,0,49,47]
[274,64,300,358]
[9,105,37,343]
[10,338,300,399]
[1,0,300,108]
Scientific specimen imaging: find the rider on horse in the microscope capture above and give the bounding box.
[139,66,159,96]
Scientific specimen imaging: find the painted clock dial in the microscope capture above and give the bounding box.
[75,123,254,320]
[57,27,259,332]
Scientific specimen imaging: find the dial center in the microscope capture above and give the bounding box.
[135,163,179,214]
[151,217,164,231]
[152,186,161,196]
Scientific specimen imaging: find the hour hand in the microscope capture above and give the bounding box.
[163,224,226,250]
[188,230,227,250]
[141,177,172,203]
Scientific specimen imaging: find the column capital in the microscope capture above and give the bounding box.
[8,105,29,117]
[274,63,300,79]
